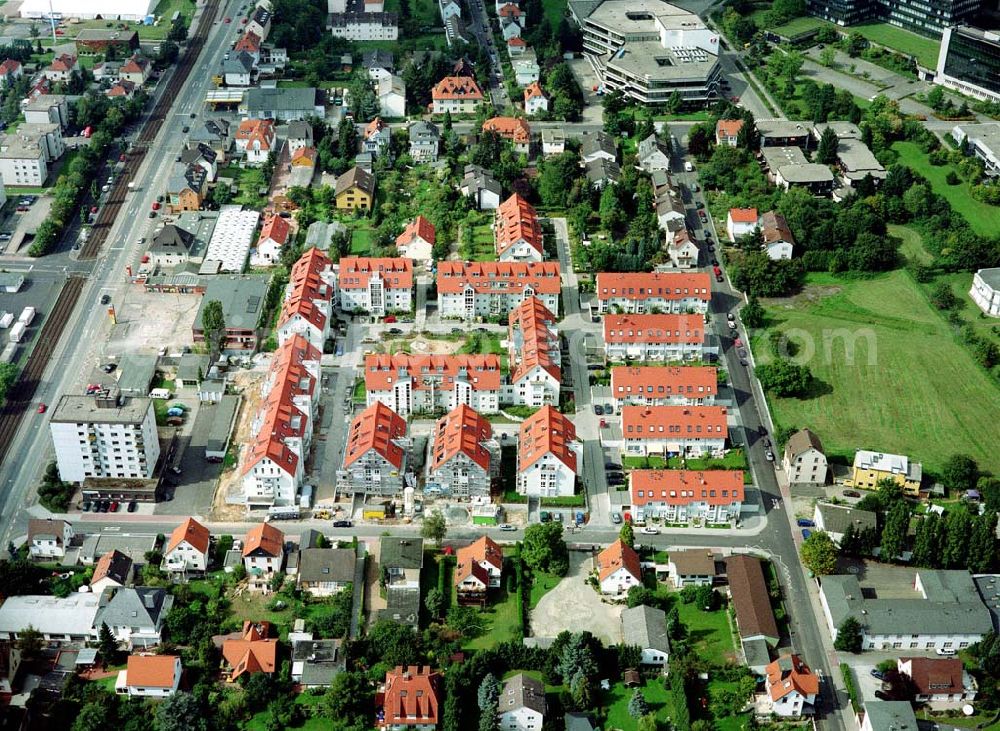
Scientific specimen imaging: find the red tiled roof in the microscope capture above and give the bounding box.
[241,335,320,478]
[49,54,77,72]
[222,622,277,680]
[597,539,641,582]
[338,256,413,291]
[277,248,332,333]
[365,117,387,139]
[432,75,484,101]
[595,272,712,302]
[259,213,290,246]
[499,3,521,15]
[483,116,530,145]
[364,353,502,393]
[381,666,442,727]
[622,404,728,441]
[507,36,526,47]
[759,210,795,245]
[235,30,261,53]
[630,470,744,506]
[604,314,705,345]
[236,119,276,149]
[495,193,541,258]
[431,404,494,472]
[125,655,179,688]
[454,555,490,587]
[766,654,820,701]
[518,405,577,473]
[243,525,284,558]
[106,80,136,97]
[167,517,211,555]
[91,549,132,586]
[0,59,21,75]
[899,657,966,697]
[457,535,503,573]
[344,401,407,470]
[728,207,758,223]
[611,366,718,402]
[396,215,436,249]
[291,146,317,165]
[436,261,561,295]
[523,81,544,100]
[120,55,148,74]
[508,296,559,383]
[716,119,744,138]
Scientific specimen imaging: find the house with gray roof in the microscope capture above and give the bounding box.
[637,134,670,172]
[500,672,546,731]
[564,713,598,731]
[176,352,210,387]
[149,224,196,268]
[380,537,424,589]
[621,604,670,672]
[291,634,343,688]
[304,220,348,252]
[461,164,502,210]
[297,548,356,597]
[813,503,876,546]
[223,51,255,87]
[189,119,232,162]
[115,353,157,397]
[379,587,420,629]
[860,700,917,731]
[820,570,993,653]
[580,130,616,164]
[180,143,218,182]
[242,86,324,121]
[585,157,621,189]
[94,587,174,649]
[782,428,827,486]
[409,120,440,163]
[192,275,270,353]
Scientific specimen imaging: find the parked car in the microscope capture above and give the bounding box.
[109,501,120,512]
[713,266,722,276]
[935,648,957,656]
[611,512,623,524]
[843,490,861,498]
[101,363,117,373]
[717,275,724,283]
[127,501,137,513]
[734,337,743,348]
[498,523,516,531]
[81,501,92,512]
[728,321,737,330]
[870,669,886,680]
[387,327,403,335]
[801,529,812,539]
[100,294,110,305]
[765,450,775,462]
[640,526,659,535]
[727,313,735,322]
[737,348,748,359]
[332,520,353,528]
[593,404,603,415]
[37,403,46,414]
[797,518,814,527]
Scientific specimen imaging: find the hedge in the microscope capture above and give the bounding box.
[841,662,860,713]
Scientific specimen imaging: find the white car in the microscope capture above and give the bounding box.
[640,526,659,535]
[498,523,516,531]
[935,647,957,656]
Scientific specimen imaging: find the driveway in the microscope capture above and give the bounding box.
[530,551,624,646]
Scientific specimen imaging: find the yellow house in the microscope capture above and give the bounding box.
[334,166,375,211]
[848,450,923,496]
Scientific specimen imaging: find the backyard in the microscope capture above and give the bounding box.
[463,586,522,650]
[891,141,1000,237]
[675,598,738,666]
[757,270,1000,474]
[603,677,673,730]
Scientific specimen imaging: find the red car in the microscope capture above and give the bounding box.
[734,337,743,348]
[151,201,161,211]
[712,266,722,276]
[109,501,120,512]
[224,16,231,22]
[384,315,397,323]
[37,403,46,414]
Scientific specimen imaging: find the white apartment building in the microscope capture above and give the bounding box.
[338,257,413,316]
[330,12,399,41]
[595,271,711,314]
[610,366,718,407]
[971,267,1000,317]
[621,405,728,458]
[517,406,581,498]
[0,138,47,186]
[505,296,561,408]
[437,261,561,319]
[364,353,502,416]
[426,404,499,499]
[49,394,160,483]
[604,313,706,362]
[629,469,743,524]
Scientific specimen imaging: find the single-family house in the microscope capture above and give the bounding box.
[396,215,435,261]
[242,523,286,592]
[45,54,80,83]
[94,587,174,649]
[221,621,278,681]
[120,54,151,85]
[455,535,503,604]
[431,75,484,115]
[523,82,548,115]
[782,429,827,486]
[91,550,134,593]
[482,116,531,155]
[897,657,977,703]
[380,537,424,590]
[116,655,182,698]
[251,213,291,267]
[715,119,743,147]
[813,503,877,546]
[764,654,818,718]
[758,210,794,260]
[638,134,671,172]
[499,672,546,731]
[297,548,356,597]
[597,539,642,595]
[667,549,718,588]
[379,665,442,730]
[726,208,758,243]
[235,118,277,165]
[164,517,211,573]
[334,166,375,211]
[409,120,440,163]
[621,604,670,672]
[27,518,74,560]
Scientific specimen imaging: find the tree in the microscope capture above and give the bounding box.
[755,359,812,397]
[817,126,839,164]
[968,513,998,574]
[73,701,114,731]
[910,512,941,567]
[695,584,719,610]
[201,299,226,360]
[556,632,599,683]
[619,522,634,548]
[98,622,118,665]
[522,522,569,575]
[321,671,373,727]
[421,510,447,546]
[637,715,658,731]
[0,361,17,405]
[478,673,500,731]
[800,530,838,575]
[930,281,959,310]
[16,626,42,660]
[942,454,979,495]
[926,86,945,111]
[155,692,207,731]
[942,509,972,569]
[424,588,444,619]
[629,689,650,718]
[666,90,682,114]
[879,500,910,562]
[570,671,593,710]
[686,123,713,160]
[740,295,765,328]
[834,616,863,653]
[819,46,837,68]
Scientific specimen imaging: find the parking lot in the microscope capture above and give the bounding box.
[105,287,200,358]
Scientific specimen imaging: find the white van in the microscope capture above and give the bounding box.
[684,161,694,172]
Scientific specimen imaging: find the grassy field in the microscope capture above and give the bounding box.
[758,270,1000,474]
[244,693,327,731]
[771,15,831,40]
[528,570,561,609]
[541,0,568,29]
[350,227,372,254]
[604,678,672,730]
[708,680,753,730]
[891,141,1000,237]
[853,22,940,68]
[464,587,522,650]
[676,601,737,665]
[60,0,195,41]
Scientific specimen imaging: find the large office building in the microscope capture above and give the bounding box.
[935,26,1000,103]
[49,392,161,483]
[807,0,982,38]
[569,0,722,105]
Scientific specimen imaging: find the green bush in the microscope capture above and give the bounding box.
[841,663,860,712]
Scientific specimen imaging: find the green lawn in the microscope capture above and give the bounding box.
[676,601,738,665]
[771,15,831,40]
[528,571,561,609]
[463,587,522,650]
[708,680,753,730]
[350,228,372,254]
[891,223,932,265]
[892,141,1000,237]
[758,270,1000,474]
[244,693,328,731]
[352,378,366,404]
[604,678,672,730]
[852,22,940,69]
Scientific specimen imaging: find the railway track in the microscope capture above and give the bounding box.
[0,0,223,466]
[80,0,223,259]
[0,276,85,463]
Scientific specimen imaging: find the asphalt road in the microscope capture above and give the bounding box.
[0,0,247,547]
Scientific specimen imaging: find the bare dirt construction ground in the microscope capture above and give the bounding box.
[377,333,464,355]
[212,366,269,520]
[530,551,624,646]
[762,284,843,310]
[107,288,200,356]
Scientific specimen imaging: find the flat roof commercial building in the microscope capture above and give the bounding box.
[204,207,261,273]
[192,275,270,353]
[570,0,722,106]
[952,122,1000,177]
[936,26,1000,104]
